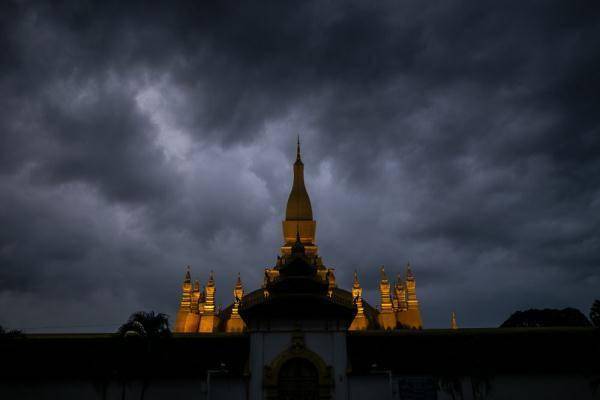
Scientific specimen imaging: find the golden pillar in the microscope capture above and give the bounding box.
[184,279,201,332]
[378,266,397,330]
[226,273,246,332]
[393,274,408,312]
[199,270,220,332]
[451,312,458,330]
[349,271,369,330]
[402,263,423,329]
[174,266,192,332]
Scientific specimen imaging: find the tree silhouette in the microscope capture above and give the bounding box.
[0,325,24,338]
[590,300,600,328]
[117,311,171,339]
[500,308,591,328]
[116,311,171,400]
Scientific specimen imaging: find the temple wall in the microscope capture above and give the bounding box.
[2,373,597,400]
[348,374,393,399]
[247,317,349,400]
[465,374,597,400]
[346,373,599,400]
[0,378,208,400]
[2,329,597,400]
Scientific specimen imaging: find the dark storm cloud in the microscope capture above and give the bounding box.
[1,0,599,331]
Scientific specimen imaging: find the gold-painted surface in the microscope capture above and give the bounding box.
[349,315,369,331]
[204,270,216,314]
[379,266,393,313]
[199,314,220,333]
[378,312,397,330]
[285,139,313,222]
[281,220,316,246]
[174,266,192,332]
[349,271,369,330]
[451,311,458,330]
[397,308,422,329]
[226,273,247,332]
[183,312,200,333]
[405,263,419,310]
[225,317,245,333]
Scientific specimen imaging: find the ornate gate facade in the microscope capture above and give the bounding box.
[263,332,333,400]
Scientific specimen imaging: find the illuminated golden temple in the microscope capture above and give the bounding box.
[174,139,422,333]
[6,142,593,400]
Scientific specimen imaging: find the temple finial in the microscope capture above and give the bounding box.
[352,270,362,301]
[292,224,305,255]
[296,135,301,162]
[234,273,244,302]
[406,262,413,278]
[380,265,387,281]
[451,311,458,329]
[351,269,365,326]
[396,273,404,287]
[379,265,393,313]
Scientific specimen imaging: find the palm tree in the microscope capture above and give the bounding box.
[116,311,171,400]
[0,325,24,338]
[118,311,171,339]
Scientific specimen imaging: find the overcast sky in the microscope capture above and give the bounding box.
[1,0,599,332]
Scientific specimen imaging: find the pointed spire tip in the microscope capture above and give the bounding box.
[296,135,301,161]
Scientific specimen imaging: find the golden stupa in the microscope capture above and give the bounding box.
[174,140,422,332]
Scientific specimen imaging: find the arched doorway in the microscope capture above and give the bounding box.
[263,332,333,400]
[277,358,319,400]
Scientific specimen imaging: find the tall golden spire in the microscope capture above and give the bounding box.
[282,137,317,255]
[286,136,313,221]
